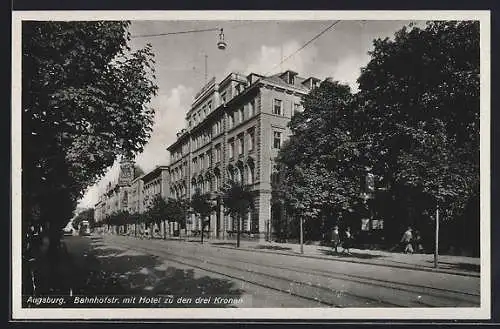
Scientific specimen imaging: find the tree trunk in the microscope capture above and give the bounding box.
[300,216,304,254]
[237,214,241,248]
[201,218,204,244]
[163,220,167,240]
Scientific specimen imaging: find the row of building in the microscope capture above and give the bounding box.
[94,70,322,241]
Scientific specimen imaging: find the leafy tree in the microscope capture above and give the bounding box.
[22,21,158,257]
[276,80,363,241]
[356,20,479,250]
[221,181,254,247]
[106,210,131,234]
[128,212,141,237]
[275,21,479,254]
[190,189,214,244]
[166,198,190,237]
[71,208,95,230]
[148,195,169,238]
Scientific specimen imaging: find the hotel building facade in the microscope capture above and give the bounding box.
[167,70,321,241]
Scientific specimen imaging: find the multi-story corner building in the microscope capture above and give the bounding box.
[94,157,136,223]
[167,70,321,241]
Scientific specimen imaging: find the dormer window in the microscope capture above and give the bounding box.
[302,77,320,89]
[281,70,298,85]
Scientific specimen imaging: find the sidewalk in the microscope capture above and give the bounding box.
[147,234,480,278]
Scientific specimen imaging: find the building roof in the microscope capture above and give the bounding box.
[262,74,310,93]
[141,165,169,183]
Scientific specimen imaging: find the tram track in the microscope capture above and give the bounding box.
[105,236,471,308]
[109,238,407,307]
[123,236,479,306]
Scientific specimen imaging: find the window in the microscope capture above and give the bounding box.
[248,131,255,151]
[289,75,295,85]
[218,120,223,134]
[228,112,234,129]
[294,103,302,114]
[273,99,283,115]
[229,140,234,158]
[235,84,241,95]
[200,155,204,170]
[202,107,207,119]
[207,152,211,167]
[189,120,192,127]
[238,135,244,155]
[214,174,220,191]
[248,100,255,117]
[234,167,242,183]
[208,101,212,111]
[215,144,221,162]
[246,165,255,184]
[239,107,244,123]
[273,131,282,149]
[221,92,227,104]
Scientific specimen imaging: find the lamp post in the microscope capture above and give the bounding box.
[434,202,440,268]
[299,215,304,254]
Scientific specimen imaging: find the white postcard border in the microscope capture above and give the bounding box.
[11,10,491,320]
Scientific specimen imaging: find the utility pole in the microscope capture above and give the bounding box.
[299,216,304,254]
[434,203,440,268]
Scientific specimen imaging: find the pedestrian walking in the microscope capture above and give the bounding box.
[342,227,353,255]
[401,227,414,254]
[331,226,341,253]
[414,230,424,253]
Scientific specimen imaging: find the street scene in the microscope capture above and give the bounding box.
[17,14,485,317]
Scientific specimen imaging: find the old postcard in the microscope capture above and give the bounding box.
[11,10,491,320]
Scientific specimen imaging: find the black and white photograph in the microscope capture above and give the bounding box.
[11,10,490,320]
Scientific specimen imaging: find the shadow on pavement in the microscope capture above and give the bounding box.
[425,260,480,272]
[255,245,292,251]
[211,242,238,247]
[318,248,384,259]
[58,237,245,308]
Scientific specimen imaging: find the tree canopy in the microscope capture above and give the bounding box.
[356,20,479,220]
[22,21,158,246]
[143,195,169,229]
[221,181,254,247]
[275,21,480,251]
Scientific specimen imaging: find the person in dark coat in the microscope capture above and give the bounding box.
[343,227,353,255]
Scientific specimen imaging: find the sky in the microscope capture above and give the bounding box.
[77,19,425,209]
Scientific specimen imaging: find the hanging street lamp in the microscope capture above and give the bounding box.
[217,28,227,50]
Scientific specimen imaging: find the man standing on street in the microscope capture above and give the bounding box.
[332,226,341,253]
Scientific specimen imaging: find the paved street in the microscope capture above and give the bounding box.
[64,234,480,308]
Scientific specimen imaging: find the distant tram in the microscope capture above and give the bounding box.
[79,220,91,236]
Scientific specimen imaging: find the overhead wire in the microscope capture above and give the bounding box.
[130,21,257,39]
[131,27,220,38]
[263,20,341,76]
